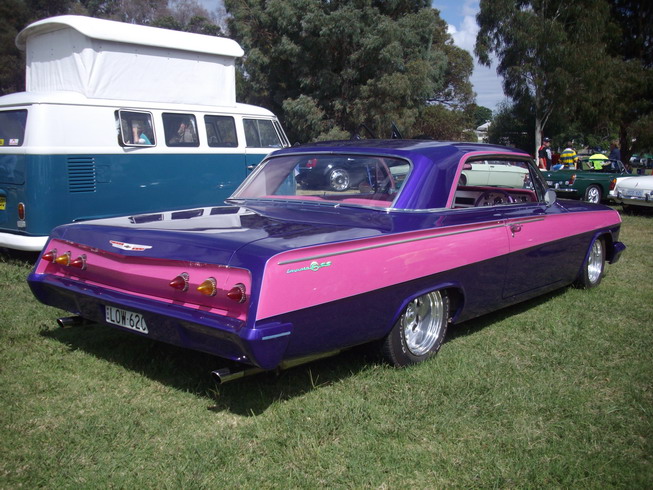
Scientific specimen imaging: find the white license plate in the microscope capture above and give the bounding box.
[105,305,148,334]
[623,189,644,197]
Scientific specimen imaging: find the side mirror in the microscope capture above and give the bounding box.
[545,189,557,207]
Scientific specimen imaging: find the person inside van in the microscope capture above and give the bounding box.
[132,121,152,145]
[169,119,196,144]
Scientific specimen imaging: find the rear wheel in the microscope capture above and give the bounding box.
[584,185,602,203]
[574,237,605,288]
[381,290,449,367]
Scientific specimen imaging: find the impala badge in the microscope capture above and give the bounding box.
[110,240,152,251]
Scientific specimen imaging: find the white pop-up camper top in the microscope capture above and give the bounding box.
[15,15,244,106]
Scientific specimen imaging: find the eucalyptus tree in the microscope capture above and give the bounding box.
[475,0,612,154]
[225,0,474,142]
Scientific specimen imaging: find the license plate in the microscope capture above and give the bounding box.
[623,188,644,197]
[0,196,5,210]
[105,305,148,334]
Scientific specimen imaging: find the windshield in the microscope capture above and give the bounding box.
[231,154,411,208]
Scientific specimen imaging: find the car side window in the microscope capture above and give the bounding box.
[244,119,283,148]
[163,113,199,147]
[205,115,238,147]
[454,159,542,208]
[117,110,155,147]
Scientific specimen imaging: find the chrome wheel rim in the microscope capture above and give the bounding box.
[586,186,600,203]
[329,169,350,191]
[402,291,446,356]
[587,239,604,284]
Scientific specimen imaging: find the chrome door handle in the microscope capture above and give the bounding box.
[510,224,522,237]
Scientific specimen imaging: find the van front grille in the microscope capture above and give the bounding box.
[68,157,96,193]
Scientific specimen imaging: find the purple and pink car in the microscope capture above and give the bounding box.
[28,140,625,382]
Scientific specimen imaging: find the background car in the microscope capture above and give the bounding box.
[613,175,653,210]
[542,157,630,203]
[459,160,529,187]
[295,156,386,191]
[28,141,625,382]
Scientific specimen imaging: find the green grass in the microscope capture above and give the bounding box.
[1,211,652,487]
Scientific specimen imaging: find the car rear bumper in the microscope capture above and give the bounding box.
[28,273,292,369]
[615,194,653,207]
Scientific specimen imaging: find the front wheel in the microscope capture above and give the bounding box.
[574,237,605,288]
[381,290,449,367]
[584,185,602,203]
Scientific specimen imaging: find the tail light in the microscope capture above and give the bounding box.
[42,249,57,262]
[17,202,25,220]
[197,277,217,296]
[569,174,576,185]
[609,178,617,191]
[55,252,71,266]
[169,272,189,292]
[70,255,87,270]
[227,283,247,303]
[306,158,317,168]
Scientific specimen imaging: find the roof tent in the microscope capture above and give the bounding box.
[16,15,244,106]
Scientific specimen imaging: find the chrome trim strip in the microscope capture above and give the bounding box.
[262,331,292,341]
[278,222,505,265]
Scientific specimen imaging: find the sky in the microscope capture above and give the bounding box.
[196,0,505,112]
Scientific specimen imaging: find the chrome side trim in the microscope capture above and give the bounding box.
[278,222,505,265]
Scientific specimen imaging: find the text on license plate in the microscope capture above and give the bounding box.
[0,196,5,210]
[105,305,148,334]
[623,189,644,197]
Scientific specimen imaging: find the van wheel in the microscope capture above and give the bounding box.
[574,237,605,289]
[381,290,449,367]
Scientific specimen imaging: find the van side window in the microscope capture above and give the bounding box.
[0,110,28,147]
[163,113,199,147]
[244,119,283,148]
[204,115,238,147]
[117,110,155,147]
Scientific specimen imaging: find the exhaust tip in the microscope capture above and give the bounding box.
[57,316,88,328]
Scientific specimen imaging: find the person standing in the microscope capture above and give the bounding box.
[559,142,578,168]
[608,141,622,162]
[538,137,552,170]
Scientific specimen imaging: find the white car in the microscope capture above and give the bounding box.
[460,160,529,187]
[614,175,653,209]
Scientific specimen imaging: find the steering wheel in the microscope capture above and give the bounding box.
[474,189,516,207]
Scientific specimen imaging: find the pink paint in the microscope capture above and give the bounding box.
[36,239,251,321]
[256,208,621,320]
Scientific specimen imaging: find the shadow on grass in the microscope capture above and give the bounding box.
[0,248,39,265]
[39,323,379,416]
[447,287,568,341]
[39,287,568,416]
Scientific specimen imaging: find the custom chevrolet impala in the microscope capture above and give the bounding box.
[28,140,625,382]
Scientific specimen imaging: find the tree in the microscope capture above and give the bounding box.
[475,0,613,155]
[0,0,30,95]
[225,0,474,142]
[473,105,493,128]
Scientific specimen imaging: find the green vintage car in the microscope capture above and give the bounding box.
[542,158,631,203]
